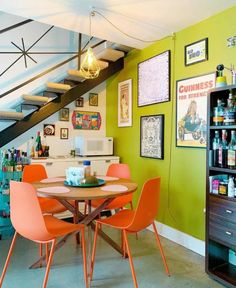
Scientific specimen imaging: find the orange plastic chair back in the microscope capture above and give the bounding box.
[22,164,47,183]
[127,177,160,232]
[10,181,51,241]
[106,163,131,179]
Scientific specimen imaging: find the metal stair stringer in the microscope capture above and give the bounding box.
[0,57,124,148]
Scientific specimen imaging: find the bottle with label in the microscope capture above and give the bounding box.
[228,177,235,198]
[224,94,236,125]
[228,130,236,169]
[218,130,228,168]
[2,179,10,195]
[1,153,9,172]
[212,131,220,167]
[83,160,91,178]
[213,99,224,126]
[35,131,43,157]
[30,136,35,158]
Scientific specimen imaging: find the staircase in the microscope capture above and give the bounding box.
[0,47,125,147]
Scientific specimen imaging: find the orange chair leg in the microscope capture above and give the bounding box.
[123,230,138,288]
[90,222,100,280]
[122,230,126,258]
[81,228,88,288]
[39,243,43,268]
[42,239,56,288]
[45,243,49,264]
[152,223,170,276]
[0,231,18,286]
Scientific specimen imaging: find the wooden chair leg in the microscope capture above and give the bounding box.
[152,222,170,276]
[130,201,134,210]
[81,228,88,288]
[84,202,87,215]
[0,232,18,286]
[123,230,138,288]
[42,239,56,288]
[90,222,100,280]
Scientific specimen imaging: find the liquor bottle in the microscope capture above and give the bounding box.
[35,131,43,157]
[30,136,35,158]
[213,99,224,126]
[212,131,220,167]
[2,153,9,172]
[218,130,228,168]
[228,130,236,169]
[228,177,235,198]
[224,94,236,125]
[9,152,15,172]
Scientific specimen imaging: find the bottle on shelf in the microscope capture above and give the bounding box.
[228,177,235,198]
[218,129,228,168]
[35,131,43,157]
[213,99,224,126]
[223,93,236,126]
[227,130,236,169]
[2,153,9,172]
[30,136,35,158]
[212,131,220,167]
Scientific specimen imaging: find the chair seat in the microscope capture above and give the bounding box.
[44,215,83,239]
[96,209,135,230]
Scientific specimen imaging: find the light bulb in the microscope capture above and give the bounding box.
[81,47,100,79]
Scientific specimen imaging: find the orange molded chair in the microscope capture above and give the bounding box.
[0,181,88,288]
[90,177,170,287]
[23,164,68,214]
[85,163,133,214]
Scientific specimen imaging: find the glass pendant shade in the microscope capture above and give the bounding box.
[80,47,100,79]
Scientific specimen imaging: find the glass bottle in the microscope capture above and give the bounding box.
[228,130,236,169]
[83,160,91,178]
[224,94,236,125]
[228,177,235,198]
[2,153,9,172]
[213,99,224,126]
[218,130,228,168]
[30,136,35,158]
[212,131,220,167]
[35,131,43,157]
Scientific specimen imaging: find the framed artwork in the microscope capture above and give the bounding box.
[185,38,208,66]
[72,111,101,130]
[43,124,55,136]
[75,97,84,107]
[140,114,164,159]
[176,73,215,148]
[138,50,170,107]
[89,93,98,106]
[118,79,132,127]
[59,108,69,121]
[60,128,68,139]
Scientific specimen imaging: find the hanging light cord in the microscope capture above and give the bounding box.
[92,9,172,43]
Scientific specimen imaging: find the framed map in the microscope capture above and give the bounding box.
[138,50,170,107]
[140,114,164,159]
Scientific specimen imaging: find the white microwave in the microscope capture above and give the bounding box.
[75,137,113,156]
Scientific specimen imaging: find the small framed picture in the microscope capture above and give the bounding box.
[118,79,132,127]
[185,38,208,66]
[75,97,84,107]
[59,108,69,121]
[60,128,68,139]
[44,124,55,136]
[89,93,98,106]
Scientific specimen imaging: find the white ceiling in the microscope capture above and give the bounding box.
[1,0,236,49]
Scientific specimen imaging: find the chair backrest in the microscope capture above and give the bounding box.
[22,164,47,183]
[127,177,160,232]
[10,181,51,241]
[106,163,131,179]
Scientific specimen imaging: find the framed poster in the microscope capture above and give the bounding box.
[71,111,101,130]
[176,73,215,148]
[140,114,164,159]
[59,108,69,121]
[138,50,170,107]
[89,93,98,106]
[185,38,208,66]
[118,79,132,127]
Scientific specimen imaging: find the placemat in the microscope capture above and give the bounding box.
[96,176,119,181]
[37,186,70,193]
[40,177,65,183]
[101,184,128,192]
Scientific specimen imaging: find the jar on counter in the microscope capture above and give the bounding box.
[219,180,228,196]
[83,160,91,178]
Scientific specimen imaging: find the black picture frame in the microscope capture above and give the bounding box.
[60,128,68,139]
[138,50,170,107]
[185,38,208,66]
[43,124,55,136]
[75,97,84,107]
[140,114,164,159]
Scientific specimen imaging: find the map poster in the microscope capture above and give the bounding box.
[72,111,101,130]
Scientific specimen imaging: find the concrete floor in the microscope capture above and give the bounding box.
[0,227,224,288]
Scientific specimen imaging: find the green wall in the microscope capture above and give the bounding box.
[106,6,236,240]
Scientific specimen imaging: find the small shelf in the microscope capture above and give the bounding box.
[209,193,236,203]
[210,262,236,287]
[210,125,236,130]
[209,166,236,174]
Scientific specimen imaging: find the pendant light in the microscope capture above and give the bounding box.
[80,11,100,79]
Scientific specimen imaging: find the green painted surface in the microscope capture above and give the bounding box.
[107,6,236,240]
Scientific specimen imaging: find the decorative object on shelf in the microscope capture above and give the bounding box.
[227,36,236,47]
[59,108,69,121]
[43,124,55,136]
[118,79,132,127]
[75,97,84,107]
[140,114,164,159]
[60,128,68,139]
[138,50,170,107]
[216,64,236,86]
[89,93,98,106]
[185,38,208,66]
[176,73,215,148]
[80,11,100,79]
[72,111,101,130]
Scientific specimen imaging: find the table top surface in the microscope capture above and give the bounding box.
[32,177,138,200]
